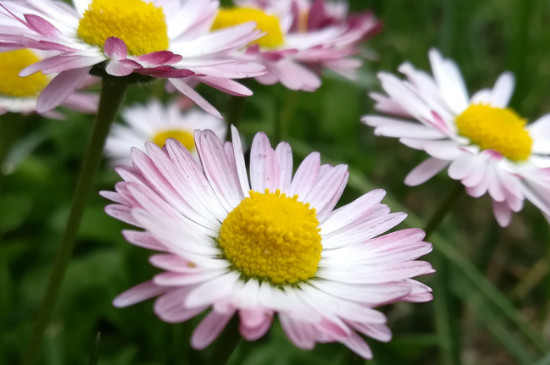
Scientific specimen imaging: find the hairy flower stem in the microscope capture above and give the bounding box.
[23,78,128,365]
[424,181,464,365]
[206,315,241,365]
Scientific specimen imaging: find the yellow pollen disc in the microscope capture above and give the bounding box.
[0,49,49,98]
[77,0,169,56]
[211,7,285,48]
[455,104,533,161]
[219,189,322,285]
[151,129,195,150]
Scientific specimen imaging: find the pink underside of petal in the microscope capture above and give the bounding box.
[239,310,273,341]
[369,92,411,118]
[137,66,194,78]
[404,158,449,186]
[24,14,59,36]
[191,310,235,350]
[169,79,222,119]
[401,280,434,302]
[104,37,128,59]
[135,51,181,65]
[122,230,167,251]
[279,315,317,350]
[106,59,138,76]
[341,332,374,359]
[199,76,252,96]
[492,199,513,227]
[153,288,207,323]
[113,280,167,308]
[36,67,91,113]
[61,92,99,114]
[350,322,392,342]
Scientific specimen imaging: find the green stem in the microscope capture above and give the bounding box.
[23,78,128,365]
[275,89,300,143]
[206,315,241,365]
[424,181,464,240]
[424,181,464,365]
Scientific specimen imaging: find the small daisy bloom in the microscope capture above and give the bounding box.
[102,126,434,359]
[105,100,226,166]
[0,48,97,117]
[210,0,380,91]
[0,0,266,117]
[362,49,550,227]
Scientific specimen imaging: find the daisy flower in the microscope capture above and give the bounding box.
[362,49,550,227]
[0,0,266,117]
[102,126,434,359]
[210,0,380,91]
[0,48,97,117]
[105,99,226,166]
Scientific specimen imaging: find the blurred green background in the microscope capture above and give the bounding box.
[1,0,550,364]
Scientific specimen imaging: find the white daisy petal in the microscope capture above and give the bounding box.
[489,72,515,108]
[428,48,469,113]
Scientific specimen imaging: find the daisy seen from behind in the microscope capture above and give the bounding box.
[362,49,550,227]
[0,0,265,117]
[105,99,226,166]
[0,48,97,117]
[102,125,434,359]
[210,0,380,91]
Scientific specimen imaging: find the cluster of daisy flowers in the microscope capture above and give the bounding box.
[0,0,380,117]
[8,0,549,362]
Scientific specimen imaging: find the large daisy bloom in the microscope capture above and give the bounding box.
[102,126,434,359]
[105,99,226,166]
[362,49,550,227]
[0,48,98,117]
[0,0,266,117]
[210,0,380,91]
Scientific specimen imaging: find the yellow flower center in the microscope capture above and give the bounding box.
[151,129,195,150]
[219,189,322,285]
[211,8,285,48]
[455,104,533,161]
[0,49,49,98]
[77,0,169,56]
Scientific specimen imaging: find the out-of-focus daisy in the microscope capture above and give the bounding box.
[362,49,550,227]
[102,126,434,359]
[0,48,97,117]
[210,0,380,91]
[0,0,265,117]
[105,100,226,166]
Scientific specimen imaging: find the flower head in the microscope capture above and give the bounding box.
[362,49,550,226]
[102,126,433,359]
[105,100,226,166]
[211,0,381,91]
[0,48,97,117]
[0,0,266,117]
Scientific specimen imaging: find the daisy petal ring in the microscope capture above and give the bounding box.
[102,126,434,359]
[362,49,550,227]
